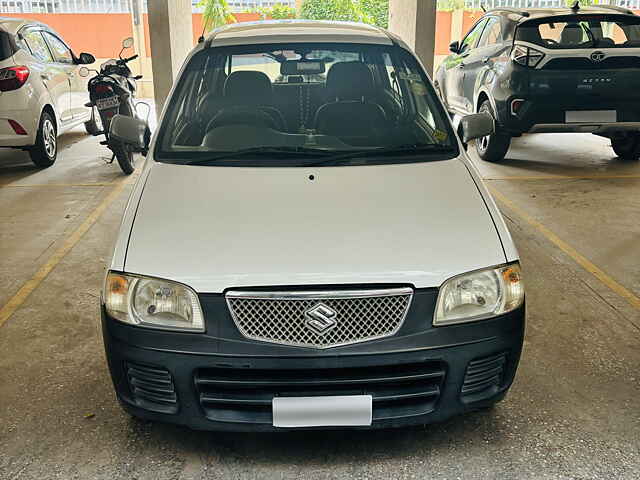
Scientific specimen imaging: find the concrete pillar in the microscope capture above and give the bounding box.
[388,0,437,76]
[147,0,193,112]
[129,0,153,99]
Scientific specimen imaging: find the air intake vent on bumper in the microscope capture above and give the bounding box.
[126,362,178,414]
[461,352,507,403]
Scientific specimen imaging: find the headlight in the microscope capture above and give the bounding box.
[434,263,524,326]
[104,272,204,332]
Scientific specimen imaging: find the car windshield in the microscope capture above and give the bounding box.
[155,42,457,166]
[516,14,640,49]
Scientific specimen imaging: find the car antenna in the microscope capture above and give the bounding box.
[481,3,486,12]
[571,1,580,12]
[198,16,211,43]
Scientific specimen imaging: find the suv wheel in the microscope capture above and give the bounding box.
[611,134,640,160]
[29,111,57,168]
[475,100,511,163]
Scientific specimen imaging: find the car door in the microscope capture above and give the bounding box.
[462,16,504,113]
[42,31,85,122]
[21,27,72,124]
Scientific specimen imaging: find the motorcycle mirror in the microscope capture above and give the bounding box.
[122,37,134,49]
[79,67,90,77]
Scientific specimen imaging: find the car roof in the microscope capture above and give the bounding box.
[487,5,638,22]
[0,16,49,34]
[205,20,394,47]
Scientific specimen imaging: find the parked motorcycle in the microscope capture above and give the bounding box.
[79,37,145,175]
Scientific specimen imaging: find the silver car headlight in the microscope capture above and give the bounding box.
[434,263,524,326]
[104,272,204,332]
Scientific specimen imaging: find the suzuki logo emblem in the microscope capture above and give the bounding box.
[304,303,338,335]
[590,51,606,62]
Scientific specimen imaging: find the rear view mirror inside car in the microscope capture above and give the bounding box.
[281,60,326,76]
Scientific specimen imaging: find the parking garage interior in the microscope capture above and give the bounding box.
[1,1,640,479]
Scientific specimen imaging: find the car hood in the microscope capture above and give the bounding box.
[124,159,506,293]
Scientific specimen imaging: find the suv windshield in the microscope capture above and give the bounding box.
[156,42,457,166]
[516,14,640,49]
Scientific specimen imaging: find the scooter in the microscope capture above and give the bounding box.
[80,37,146,175]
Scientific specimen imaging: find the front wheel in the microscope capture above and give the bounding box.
[111,139,135,175]
[29,111,57,168]
[475,100,511,163]
[611,133,640,160]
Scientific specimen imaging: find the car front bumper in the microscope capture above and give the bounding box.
[102,297,525,432]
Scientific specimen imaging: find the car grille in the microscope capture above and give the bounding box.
[195,361,446,425]
[461,352,507,403]
[542,57,640,70]
[226,288,413,349]
[126,362,178,414]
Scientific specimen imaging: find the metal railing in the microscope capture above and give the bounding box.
[464,0,640,10]
[0,0,296,14]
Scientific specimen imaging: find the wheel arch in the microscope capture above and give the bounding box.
[41,104,57,131]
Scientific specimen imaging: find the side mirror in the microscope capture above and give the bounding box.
[449,41,460,54]
[79,66,90,77]
[459,112,494,144]
[77,52,95,65]
[109,114,150,154]
[122,37,134,49]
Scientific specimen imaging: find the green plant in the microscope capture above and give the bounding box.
[299,0,372,24]
[257,3,297,20]
[360,0,388,28]
[198,0,236,31]
[436,0,465,11]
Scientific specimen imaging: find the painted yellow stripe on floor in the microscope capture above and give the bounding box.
[484,174,640,181]
[0,177,133,328]
[489,186,640,311]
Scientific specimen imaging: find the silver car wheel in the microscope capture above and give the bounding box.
[43,119,56,158]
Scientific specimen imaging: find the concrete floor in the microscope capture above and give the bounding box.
[1,129,639,480]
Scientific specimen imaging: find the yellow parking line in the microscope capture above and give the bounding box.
[484,174,640,181]
[0,177,133,328]
[488,186,640,311]
[0,182,116,188]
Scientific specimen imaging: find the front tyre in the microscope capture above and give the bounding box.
[29,111,57,168]
[111,139,135,175]
[611,133,640,160]
[475,100,511,163]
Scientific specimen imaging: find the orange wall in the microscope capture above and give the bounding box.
[435,11,451,56]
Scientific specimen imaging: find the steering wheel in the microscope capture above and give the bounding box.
[206,106,279,132]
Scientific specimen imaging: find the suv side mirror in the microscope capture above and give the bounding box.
[77,52,96,65]
[459,112,494,144]
[449,41,460,54]
[109,114,150,154]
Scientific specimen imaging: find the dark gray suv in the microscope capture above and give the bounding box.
[434,4,640,162]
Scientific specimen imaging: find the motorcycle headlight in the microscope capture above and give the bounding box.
[104,272,204,332]
[434,263,524,326]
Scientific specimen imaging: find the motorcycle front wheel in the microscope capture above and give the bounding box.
[111,139,135,175]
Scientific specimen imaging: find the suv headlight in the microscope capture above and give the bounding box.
[104,272,204,332]
[434,263,524,326]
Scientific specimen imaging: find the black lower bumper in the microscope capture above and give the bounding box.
[102,305,525,431]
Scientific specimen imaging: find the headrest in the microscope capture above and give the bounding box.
[224,71,272,102]
[560,24,584,45]
[326,62,374,101]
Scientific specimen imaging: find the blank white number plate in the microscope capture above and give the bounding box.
[272,395,373,428]
[565,110,616,123]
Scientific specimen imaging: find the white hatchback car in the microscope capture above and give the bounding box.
[103,21,526,431]
[0,17,96,167]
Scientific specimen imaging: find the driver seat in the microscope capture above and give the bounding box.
[314,62,387,139]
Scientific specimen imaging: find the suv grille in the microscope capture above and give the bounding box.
[226,288,413,349]
[195,361,446,425]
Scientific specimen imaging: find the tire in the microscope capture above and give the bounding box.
[111,139,135,175]
[29,111,57,168]
[84,107,103,136]
[475,100,511,163]
[611,134,640,160]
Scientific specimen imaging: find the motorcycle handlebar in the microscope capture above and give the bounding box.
[118,54,138,64]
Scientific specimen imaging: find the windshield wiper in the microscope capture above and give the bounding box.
[184,146,332,165]
[304,144,453,167]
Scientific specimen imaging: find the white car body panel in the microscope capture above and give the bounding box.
[121,159,508,293]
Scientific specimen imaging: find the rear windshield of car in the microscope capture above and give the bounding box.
[516,14,640,49]
[0,29,17,61]
[155,42,457,166]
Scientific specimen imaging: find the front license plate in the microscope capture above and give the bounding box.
[273,395,373,428]
[96,96,120,111]
[565,110,616,123]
